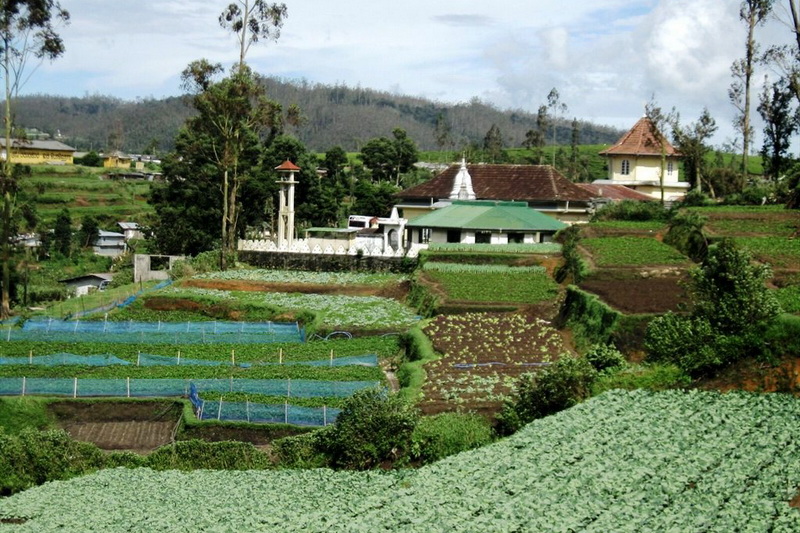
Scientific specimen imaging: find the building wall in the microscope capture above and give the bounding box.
[66,279,105,297]
[418,228,551,245]
[7,148,73,165]
[606,155,681,184]
[626,183,690,202]
[104,157,131,169]
[398,206,433,221]
[134,254,185,282]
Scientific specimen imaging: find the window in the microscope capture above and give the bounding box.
[419,228,431,244]
[508,232,525,244]
[446,229,461,243]
[621,159,630,175]
[667,161,674,176]
[475,231,491,244]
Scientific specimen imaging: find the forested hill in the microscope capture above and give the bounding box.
[11,77,624,154]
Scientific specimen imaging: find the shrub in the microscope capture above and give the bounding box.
[690,239,781,336]
[410,413,494,464]
[663,211,708,262]
[646,240,784,375]
[644,312,722,374]
[0,428,108,495]
[592,363,690,395]
[271,431,327,468]
[170,258,195,280]
[585,343,626,372]
[497,356,597,435]
[145,439,272,471]
[679,189,713,207]
[591,199,669,222]
[554,225,587,284]
[316,387,419,469]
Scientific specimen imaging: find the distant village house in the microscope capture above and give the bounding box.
[0,138,75,165]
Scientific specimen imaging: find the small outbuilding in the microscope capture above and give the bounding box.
[405,200,567,246]
[59,273,114,297]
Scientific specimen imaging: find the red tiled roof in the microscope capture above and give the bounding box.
[274,160,301,171]
[598,117,680,157]
[577,183,655,201]
[396,164,594,203]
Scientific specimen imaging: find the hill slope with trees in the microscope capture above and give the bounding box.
[9,77,623,154]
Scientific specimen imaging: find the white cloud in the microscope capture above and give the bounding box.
[20,0,800,146]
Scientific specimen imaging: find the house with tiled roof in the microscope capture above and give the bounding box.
[0,138,75,165]
[406,200,567,246]
[576,183,655,203]
[395,159,595,224]
[595,116,689,202]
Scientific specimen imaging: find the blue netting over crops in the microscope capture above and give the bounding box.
[0,377,377,399]
[0,353,131,366]
[188,383,340,426]
[67,280,173,319]
[0,353,378,368]
[10,318,305,344]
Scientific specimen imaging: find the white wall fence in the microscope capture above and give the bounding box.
[238,239,425,258]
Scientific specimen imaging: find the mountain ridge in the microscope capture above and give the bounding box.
[10,76,624,154]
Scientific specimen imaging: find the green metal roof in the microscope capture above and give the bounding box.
[406,200,567,231]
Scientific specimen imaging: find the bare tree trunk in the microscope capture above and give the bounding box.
[221,168,229,270]
[1,44,13,319]
[226,177,239,264]
[742,10,757,179]
[787,0,800,103]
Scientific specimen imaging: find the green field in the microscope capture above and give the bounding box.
[423,263,559,303]
[582,236,690,267]
[194,269,407,286]
[20,166,153,226]
[1,389,798,532]
[109,286,419,331]
[734,236,800,268]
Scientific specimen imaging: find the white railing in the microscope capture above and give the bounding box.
[238,239,422,258]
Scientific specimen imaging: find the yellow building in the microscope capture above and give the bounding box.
[0,138,75,165]
[596,116,689,202]
[103,151,133,169]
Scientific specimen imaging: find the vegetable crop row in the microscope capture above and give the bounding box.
[2,390,799,532]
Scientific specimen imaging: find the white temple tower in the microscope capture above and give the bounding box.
[275,160,300,247]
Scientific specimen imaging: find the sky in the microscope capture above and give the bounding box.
[20,0,800,148]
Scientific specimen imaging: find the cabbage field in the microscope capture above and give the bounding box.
[2,389,799,532]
